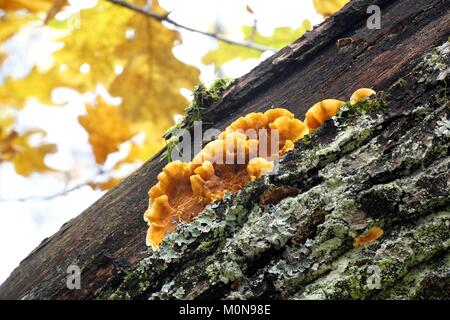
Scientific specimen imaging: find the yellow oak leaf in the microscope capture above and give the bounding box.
[114,125,166,169]
[0,0,55,12]
[0,67,83,108]
[313,0,350,17]
[53,0,133,90]
[78,98,135,164]
[108,0,199,161]
[0,128,57,176]
[10,130,57,176]
[110,0,199,123]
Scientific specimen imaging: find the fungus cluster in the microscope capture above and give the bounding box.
[144,88,376,249]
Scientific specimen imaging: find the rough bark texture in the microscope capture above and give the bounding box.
[99,42,450,300]
[0,0,449,300]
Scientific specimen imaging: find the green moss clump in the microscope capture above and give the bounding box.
[389,78,407,90]
[162,77,234,162]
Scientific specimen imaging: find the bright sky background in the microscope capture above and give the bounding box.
[0,0,323,285]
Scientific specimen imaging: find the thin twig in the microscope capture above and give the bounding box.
[0,182,92,202]
[106,0,276,52]
[0,171,108,202]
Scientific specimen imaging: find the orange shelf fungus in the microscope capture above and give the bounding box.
[304,99,345,131]
[350,88,376,105]
[247,157,274,181]
[145,88,376,249]
[353,226,384,248]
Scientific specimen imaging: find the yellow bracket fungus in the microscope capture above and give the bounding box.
[144,88,376,249]
[350,88,376,105]
[353,226,384,248]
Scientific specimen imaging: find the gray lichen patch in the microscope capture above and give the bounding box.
[435,114,450,137]
[293,211,450,300]
[416,42,450,84]
[374,251,450,300]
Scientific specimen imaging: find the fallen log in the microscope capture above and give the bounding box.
[0,0,449,299]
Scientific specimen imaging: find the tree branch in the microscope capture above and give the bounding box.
[0,171,108,202]
[0,182,92,202]
[106,0,276,52]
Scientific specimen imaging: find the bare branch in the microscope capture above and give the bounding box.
[106,0,276,52]
[0,170,109,202]
[0,182,93,202]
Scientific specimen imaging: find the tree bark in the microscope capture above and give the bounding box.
[0,0,449,300]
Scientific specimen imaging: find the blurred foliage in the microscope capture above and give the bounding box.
[313,0,349,17]
[78,98,135,164]
[202,21,312,70]
[0,112,57,176]
[0,0,346,195]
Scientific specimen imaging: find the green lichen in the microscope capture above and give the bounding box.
[416,42,450,84]
[294,211,449,300]
[390,78,407,90]
[375,252,450,299]
[334,98,385,127]
[435,114,450,137]
[206,260,243,285]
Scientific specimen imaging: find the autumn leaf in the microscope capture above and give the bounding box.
[53,0,133,90]
[0,13,34,43]
[108,0,199,167]
[0,67,81,108]
[0,124,57,176]
[202,21,312,69]
[110,0,199,123]
[0,0,55,12]
[114,128,166,169]
[78,98,136,164]
[10,130,57,176]
[89,177,123,191]
[313,0,350,17]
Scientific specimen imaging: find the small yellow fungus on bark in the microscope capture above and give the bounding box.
[353,226,384,248]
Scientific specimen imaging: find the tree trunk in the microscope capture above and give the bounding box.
[0,0,449,300]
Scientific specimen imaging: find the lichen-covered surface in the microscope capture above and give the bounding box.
[96,42,450,300]
[93,42,450,300]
